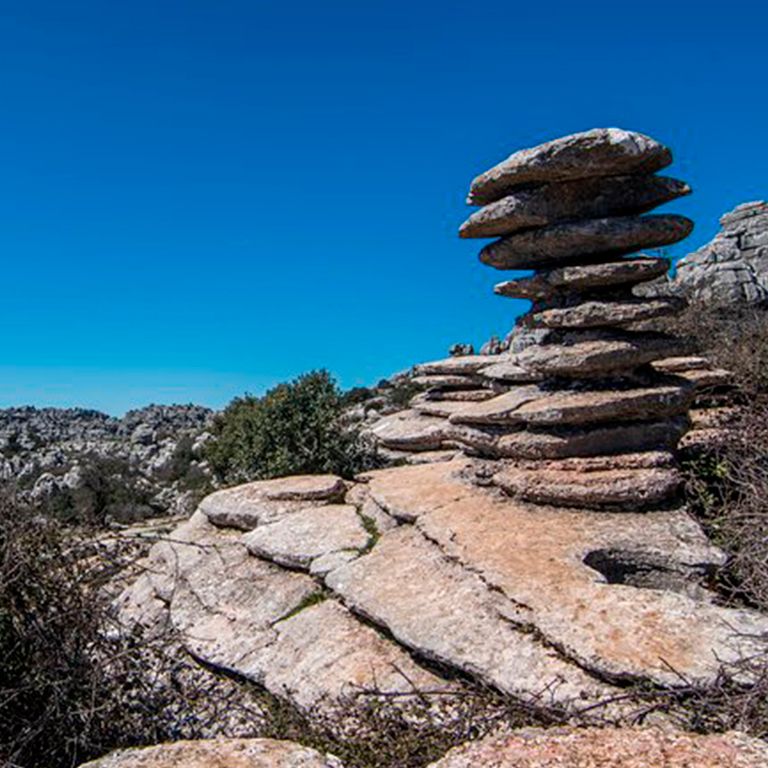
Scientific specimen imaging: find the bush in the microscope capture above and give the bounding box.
[205,370,379,485]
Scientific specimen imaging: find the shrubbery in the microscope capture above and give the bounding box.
[205,370,379,485]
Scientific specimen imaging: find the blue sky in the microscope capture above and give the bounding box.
[1,1,766,414]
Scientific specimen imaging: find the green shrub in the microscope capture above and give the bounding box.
[206,370,379,485]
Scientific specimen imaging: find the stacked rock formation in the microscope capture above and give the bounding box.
[451,128,695,510]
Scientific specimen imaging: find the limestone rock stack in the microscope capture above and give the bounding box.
[456,128,695,510]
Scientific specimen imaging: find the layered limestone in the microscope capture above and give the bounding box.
[119,462,768,722]
[456,127,696,509]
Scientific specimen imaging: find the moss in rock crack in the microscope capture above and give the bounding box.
[274,590,328,624]
[358,512,381,554]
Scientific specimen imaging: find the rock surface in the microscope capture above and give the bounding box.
[643,201,768,305]
[460,174,689,238]
[527,296,686,328]
[78,738,344,768]
[468,128,672,205]
[479,215,693,271]
[428,727,768,768]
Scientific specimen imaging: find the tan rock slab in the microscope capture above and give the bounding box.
[371,461,768,687]
[513,333,686,377]
[411,373,485,389]
[447,386,545,425]
[511,384,692,426]
[413,355,500,375]
[477,359,544,383]
[494,418,689,459]
[528,296,686,329]
[427,727,768,768]
[494,465,682,509]
[461,175,689,238]
[494,257,670,300]
[122,512,444,712]
[367,410,456,451]
[479,215,693,271]
[325,525,618,709]
[243,504,369,569]
[200,475,346,530]
[507,451,676,472]
[77,738,344,768]
[468,128,672,205]
[410,394,477,418]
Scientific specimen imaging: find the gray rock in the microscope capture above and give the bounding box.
[644,201,768,305]
[479,215,693,271]
[468,128,672,205]
[527,296,686,329]
[461,175,689,238]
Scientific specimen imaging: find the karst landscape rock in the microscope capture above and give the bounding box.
[97,128,768,767]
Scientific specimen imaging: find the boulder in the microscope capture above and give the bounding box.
[468,128,672,205]
[461,175,689,238]
[77,738,344,768]
[479,215,693,271]
[494,256,670,300]
[427,727,768,768]
[413,355,500,375]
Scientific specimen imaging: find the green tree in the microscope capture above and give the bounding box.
[206,370,378,484]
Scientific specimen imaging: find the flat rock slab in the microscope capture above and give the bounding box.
[493,417,689,459]
[367,410,457,451]
[200,475,346,530]
[427,727,768,768]
[461,175,689,238]
[494,465,682,509]
[468,128,672,205]
[479,215,693,271]
[325,525,617,709]
[477,359,544,383]
[411,373,485,389]
[528,297,686,329]
[513,333,686,377]
[243,504,369,569]
[370,461,768,687]
[451,384,691,428]
[121,513,444,712]
[410,393,477,418]
[78,739,344,768]
[413,355,500,375]
[495,257,670,300]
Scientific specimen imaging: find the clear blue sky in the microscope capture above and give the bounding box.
[1,1,766,415]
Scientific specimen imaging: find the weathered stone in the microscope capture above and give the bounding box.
[200,475,346,530]
[413,355,499,376]
[644,200,768,305]
[494,417,689,459]
[479,215,693,271]
[494,257,670,300]
[381,461,768,687]
[410,394,478,419]
[476,358,543,383]
[367,410,456,451]
[427,727,768,768]
[468,128,672,205]
[507,384,692,427]
[411,374,485,389]
[126,512,444,712]
[447,386,545,425]
[528,296,686,329]
[494,464,682,509]
[652,356,713,373]
[77,738,344,768]
[507,450,676,472]
[460,175,689,238]
[325,525,618,709]
[513,333,686,377]
[243,505,369,569]
[424,389,495,402]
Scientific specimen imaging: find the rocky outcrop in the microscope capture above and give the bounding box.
[78,738,344,767]
[642,201,768,304]
[0,405,214,520]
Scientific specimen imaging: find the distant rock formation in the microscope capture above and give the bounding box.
[0,404,213,520]
[641,201,768,304]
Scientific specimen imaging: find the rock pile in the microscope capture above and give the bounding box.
[453,127,695,510]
